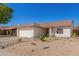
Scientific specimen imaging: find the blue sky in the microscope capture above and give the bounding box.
[1,3,79,26]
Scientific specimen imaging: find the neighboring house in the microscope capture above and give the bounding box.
[0,26,17,36]
[73,25,79,37]
[17,20,73,38]
[0,20,73,38]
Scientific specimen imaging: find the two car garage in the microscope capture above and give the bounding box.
[17,26,34,38]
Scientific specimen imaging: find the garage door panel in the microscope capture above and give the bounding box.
[19,30,33,38]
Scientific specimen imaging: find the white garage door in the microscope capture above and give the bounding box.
[19,30,33,38]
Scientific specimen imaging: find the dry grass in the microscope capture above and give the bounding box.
[2,38,79,56]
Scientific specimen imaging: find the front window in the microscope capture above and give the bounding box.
[56,27,63,34]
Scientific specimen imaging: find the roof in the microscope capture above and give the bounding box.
[0,26,17,30]
[0,20,73,30]
[18,20,73,28]
[38,20,73,28]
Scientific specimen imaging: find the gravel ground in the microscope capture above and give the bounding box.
[1,37,79,56]
[2,38,79,56]
[0,49,17,56]
[0,37,18,56]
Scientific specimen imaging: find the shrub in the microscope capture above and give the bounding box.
[37,34,48,42]
[73,32,77,38]
[18,38,22,42]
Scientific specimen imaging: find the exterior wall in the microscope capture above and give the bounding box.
[54,27,72,37]
[17,26,72,38]
[33,27,47,37]
[17,28,19,37]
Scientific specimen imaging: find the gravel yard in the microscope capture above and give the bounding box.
[0,37,18,56]
[1,37,79,56]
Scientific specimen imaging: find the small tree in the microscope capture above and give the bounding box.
[0,3,13,24]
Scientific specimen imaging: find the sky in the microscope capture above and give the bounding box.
[1,3,79,26]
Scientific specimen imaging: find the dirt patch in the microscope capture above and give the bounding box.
[2,38,79,56]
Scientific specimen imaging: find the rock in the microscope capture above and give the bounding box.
[43,45,50,49]
[32,49,35,52]
[1,46,5,49]
[69,40,72,42]
[31,42,36,45]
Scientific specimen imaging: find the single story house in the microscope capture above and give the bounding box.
[0,20,73,38]
[17,20,73,38]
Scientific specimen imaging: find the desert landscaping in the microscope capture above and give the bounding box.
[0,37,79,56]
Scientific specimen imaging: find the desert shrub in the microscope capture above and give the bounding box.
[18,38,22,42]
[37,34,48,42]
[73,32,77,38]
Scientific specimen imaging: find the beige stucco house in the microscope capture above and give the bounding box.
[17,20,73,38]
[0,20,73,38]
